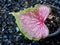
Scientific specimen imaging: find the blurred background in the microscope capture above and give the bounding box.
[0,0,60,45]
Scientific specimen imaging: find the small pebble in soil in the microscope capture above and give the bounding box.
[0,0,60,45]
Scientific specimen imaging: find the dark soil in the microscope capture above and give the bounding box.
[45,9,60,34]
[0,0,60,45]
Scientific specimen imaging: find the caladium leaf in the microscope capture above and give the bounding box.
[11,5,51,40]
[37,5,51,21]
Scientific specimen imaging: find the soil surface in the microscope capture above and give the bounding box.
[45,10,60,34]
[0,0,60,45]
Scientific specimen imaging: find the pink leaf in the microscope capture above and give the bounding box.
[37,5,50,21]
[16,5,51,40]
[18,9,49,39]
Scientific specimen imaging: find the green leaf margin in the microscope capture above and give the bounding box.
[9,4,50,41]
